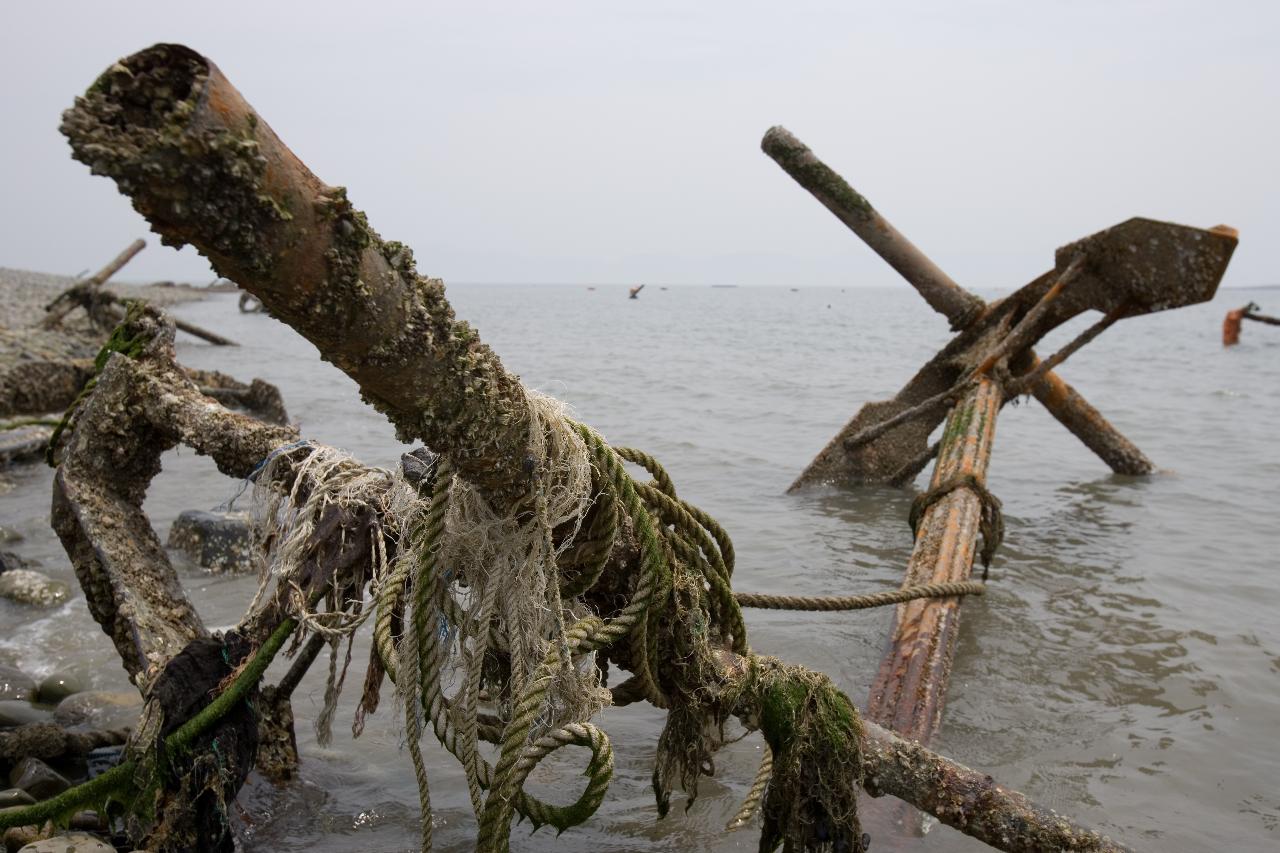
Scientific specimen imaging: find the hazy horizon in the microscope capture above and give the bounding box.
[2,1,1277,289]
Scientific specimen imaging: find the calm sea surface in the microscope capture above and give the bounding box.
[2,283,1277,851]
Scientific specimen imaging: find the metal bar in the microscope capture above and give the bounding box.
[762,126,984,329]
[858,717,1130,852]
[865,377,1002,835]
[867,378,1000,743]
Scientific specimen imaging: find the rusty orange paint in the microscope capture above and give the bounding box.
[1224,308,1245,346]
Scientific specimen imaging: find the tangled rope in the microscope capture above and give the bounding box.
[908,472,1005,571]
[8,384,999,852]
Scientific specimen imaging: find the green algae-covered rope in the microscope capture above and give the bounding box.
[0,611,300,832]
[373,458,623,842]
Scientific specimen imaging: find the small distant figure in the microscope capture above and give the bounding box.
[629,284,645,300]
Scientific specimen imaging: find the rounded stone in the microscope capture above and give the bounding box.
[53,691,140,731]
[3,822,43,853]
[67,812,104,832]
[0,666,35,703]
[36,671,87,706]
[8,757,69,800]
[166,509,255,573]
[17,834,115,853]
[0,551,29,574]
[0,571,69,608]
[0,701,50,728]
[0,788,36,808]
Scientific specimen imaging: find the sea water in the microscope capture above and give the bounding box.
[1,283,1276,851]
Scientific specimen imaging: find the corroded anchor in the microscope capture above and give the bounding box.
[764,126,1238,833]
[765,127,1237,490]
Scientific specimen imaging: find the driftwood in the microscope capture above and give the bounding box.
[39,239,239,346]
[41,238,145,329]
[34,41,1138,852]
[761,128,1231,484]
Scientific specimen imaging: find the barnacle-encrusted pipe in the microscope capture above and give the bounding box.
[61,44,532,509]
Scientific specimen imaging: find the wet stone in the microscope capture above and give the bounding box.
[67,812,104,832]
[36,671,86,706]
[0,552,28,574]
[53,691,140,732]
[17,834,115,853]
[8,757,69,800]
[0,702,50,729]
[0,426,52,469]
[0,789,35,808]
[166,509,255,573]
[0,667,35,703]
[3,823,43,853]
[0,571,68,608]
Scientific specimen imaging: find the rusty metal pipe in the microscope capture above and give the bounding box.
[762,126,984,329]
[867,377,1001,744]
[61,44,533,510]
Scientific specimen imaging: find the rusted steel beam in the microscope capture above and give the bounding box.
[762,126,1159,479]
[1025,364,1152,474]
[866,378,1001,745]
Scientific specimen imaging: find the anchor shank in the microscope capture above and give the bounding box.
[866,378,1001,744]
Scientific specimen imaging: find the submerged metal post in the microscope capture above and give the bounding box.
[866,379,1000,742]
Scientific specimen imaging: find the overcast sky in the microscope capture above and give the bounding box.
[2,1,1276,288]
